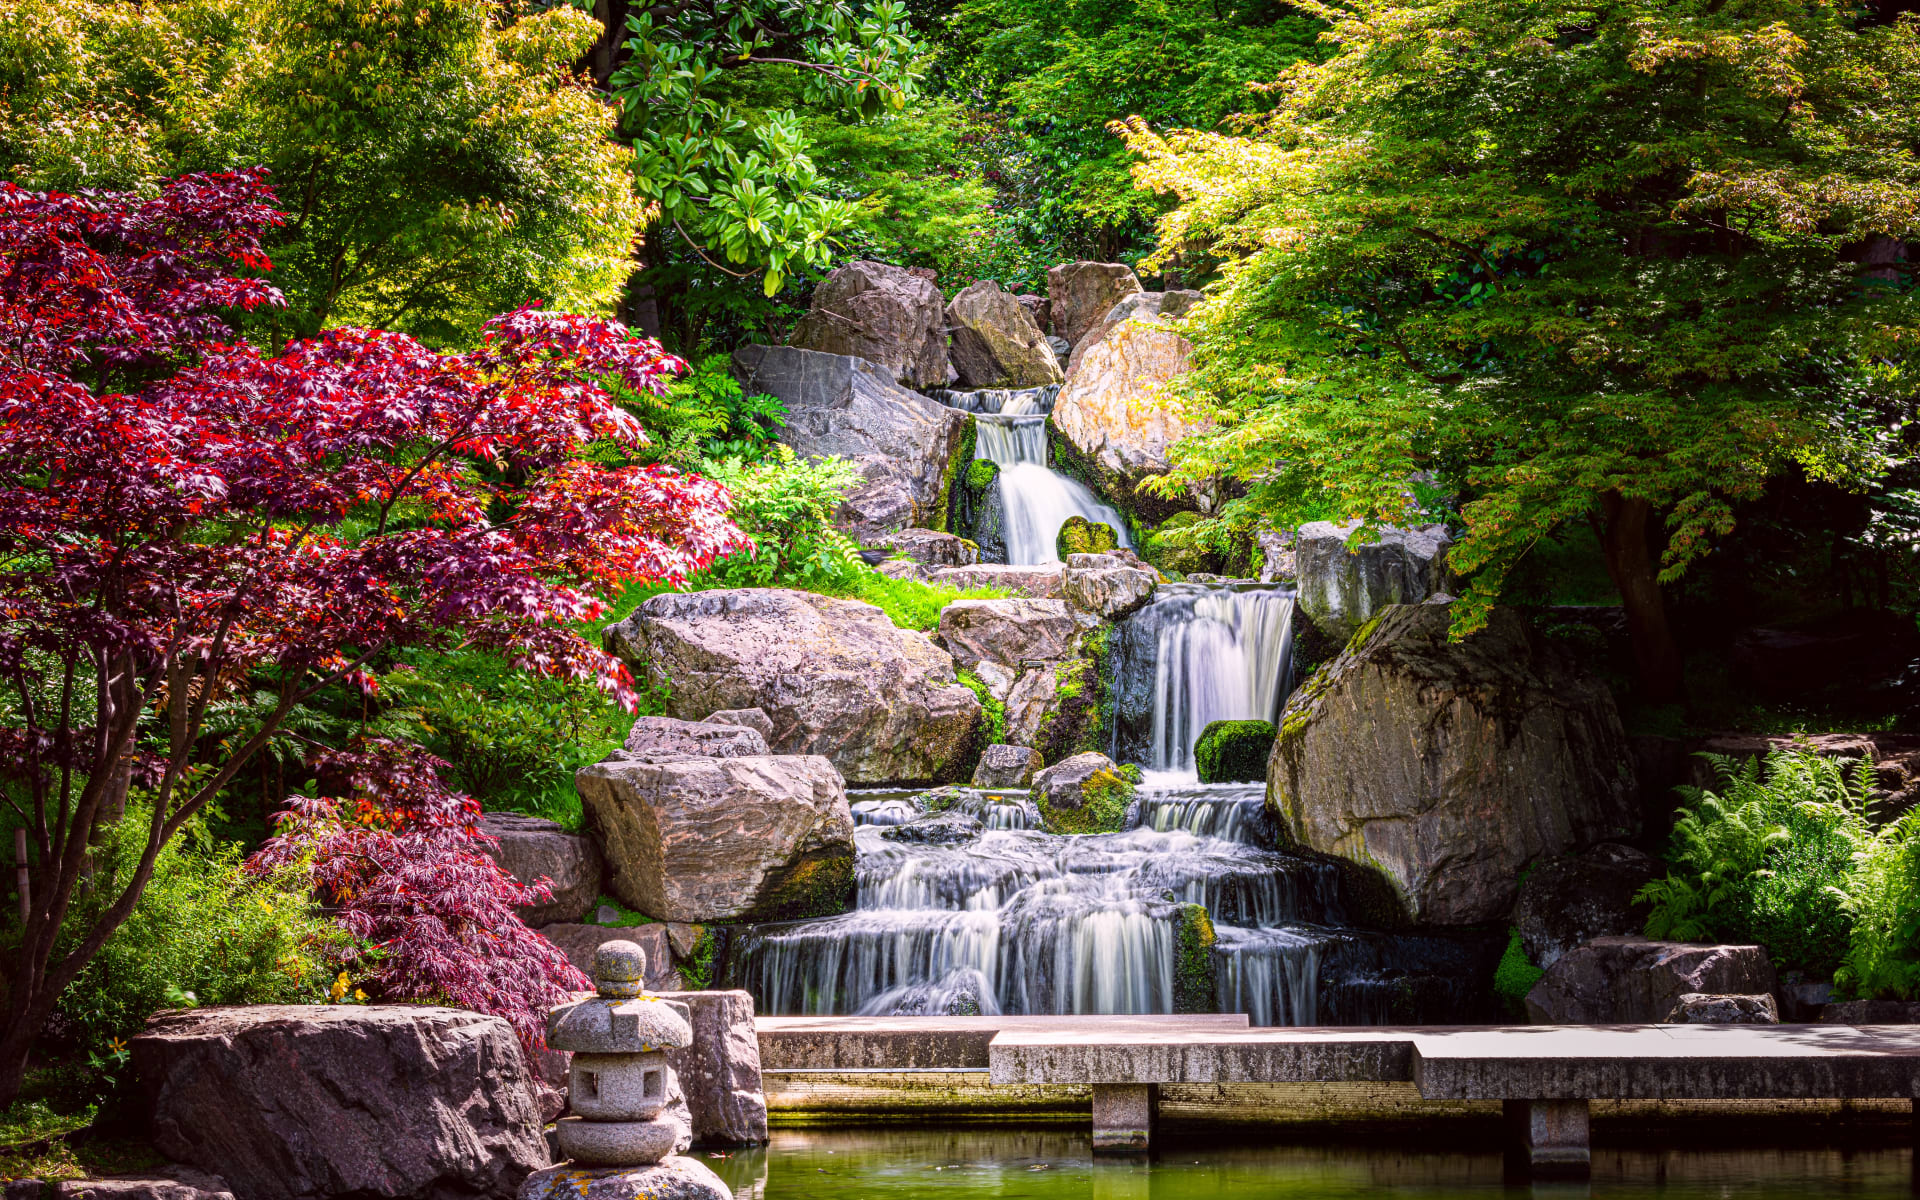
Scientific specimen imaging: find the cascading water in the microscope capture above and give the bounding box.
[1146,585,1297,775]
[932,385,1129,566]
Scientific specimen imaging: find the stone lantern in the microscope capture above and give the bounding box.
[547,940,693,1167]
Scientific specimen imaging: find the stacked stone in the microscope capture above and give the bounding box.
[519,941,733,1200]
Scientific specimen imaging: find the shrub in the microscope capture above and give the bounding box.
[697,446,867,591]
[1194,720,1275,784]
[1492,928,1545,1014]
[1639,749,1870,979]
[1838,810,1920,1000]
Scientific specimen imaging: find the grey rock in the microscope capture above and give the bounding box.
[132,1006,547,1200]
[596,904,620,925]
[605,588,982,786]
[480,813,604,926]
[874,557,931,583]
[870,527,979,568]
[1664,993,1780,1024]
[1002,666,1061,751]
[539,923,676,989]
[936,598,1080,675]
[1295,520,1453,644]
[925,564,1065,599]
[972,744,1044,789]
[1065,288,1202,378]
[1052,309,1202,485]
[1256,527,1295,584]
[1513,843,1659,969]
[1779,980,1835,1021]
[518,1158,731,1200]
[788,260,952,389]
[1046,261,1143,351]
[664,922,705,959]
[731,345,969,540]
[1031,751,1120,811]
[29,1169,235,1200]
[1820,1000,1920,1023]
[946,280,1064,388]
[701,708,774,743]
[652,991,768,1147]
[577,753,854,923]
[880,811,983,845]
[1065,553,1125,569]
[1524,937,1777,1024]
[1269,603,1638,925]
[1061,565,1157,621]
[621,716,769,760]
[1046,335,1070,364]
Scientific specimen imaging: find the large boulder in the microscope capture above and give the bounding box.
[1512,842,1659,969]
[1059,562,1156,621]
[1065,288,1202,377]
[479,813,602,926]
[605,588,982,785]
[1295,521,1453,645]
[731,345,969,540]
[973,744,1044,789]
[622,715,769,759]
[788,260,952,389]
[1523,937,1777,1024]
[132,1006,547,1200]
[1051,308,1205,495]
[1268,603,1638,925]
[653,990,768,1147]
[576,753,855,923]
[1047,261,1142,350]
[945,280,1064,388]
[936,598,1081,675]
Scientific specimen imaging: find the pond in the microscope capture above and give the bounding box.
[699,1127,1915,1199]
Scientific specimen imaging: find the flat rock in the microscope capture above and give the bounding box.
[1524,937,1777,1024]
[621,715,769,759]
[12,1169,236,1200]
[653,991,768,1146]
[1513,843,1658,969]
[946,280,1063,388]
[517,1158,730,1200]
[937,598,1080,674]
[1047,261,1142,351]
[972,744,1044,789]
[1060,564,1156,620]
[605,588,982,786]
[577,753,855,923]
[538,923,676,989]
[787,259,952,389]
[1031,751,1119,811]
[1269,603,1639,925]
[701,708,775,742]
[731,344,969,539]
[132,1006,547,1200]
[880,811,983,844]
[925,563,1065,599]
[1665,992,1780,1024]
[1821,1000,1920,1023]
[480,813,603,926]
[1295,521,1453,645]
[870,527,979,567]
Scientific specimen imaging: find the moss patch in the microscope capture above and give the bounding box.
[934,414,978,533]
[965,458,999,491]
[957,669,1007,745]
[1038,766,1134,834]
[1195,719,1275,783]
[747,847,856,922]
[1056,514,1119,558]
[1493,927,1544,1018]
[1174,903,1219,1013]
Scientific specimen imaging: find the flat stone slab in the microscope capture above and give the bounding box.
[988,1026,1418,1087]
[757,1014,1249,1071]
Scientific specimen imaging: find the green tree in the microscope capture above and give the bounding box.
[609,0,926,308]
[0,0,643,345]
[1122,0,1920,698]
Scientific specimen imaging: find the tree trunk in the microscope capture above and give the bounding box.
[624,222,663,340]
[1594,492,1685,703]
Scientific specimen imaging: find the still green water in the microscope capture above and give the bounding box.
[697,1128,1914,1199]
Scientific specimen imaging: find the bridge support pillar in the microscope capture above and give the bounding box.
[1092,1083,1157,1153]
[1506,1098,1590,1177]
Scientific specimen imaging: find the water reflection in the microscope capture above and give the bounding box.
[710,1126,1915,1199]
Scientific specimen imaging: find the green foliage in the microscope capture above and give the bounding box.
[605,355,788,469]
[1639,750,1871,979]
[697,446,869,590]
[678,928,719,991]
[611,0,926,296]
[1123,0,1920,643]
[0,0,646,344]
[590,896,654,927]
[1173,903,1218,1014]
[1492,928,1545,1009]
[965,459,1000,491]
[843,572,1008,632]
[1055,515,1119,559]
[957,669,1007,745]
[56,808,342,1069]
[1038,766,1134,835]
[1838,811,1920,1001]
[1194,720,1275,784]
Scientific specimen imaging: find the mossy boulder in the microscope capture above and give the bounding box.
[1194,720,1275,784]
[1056,515,1119,559]
[1032,751,1134,834]
[1173,904,1218,1014]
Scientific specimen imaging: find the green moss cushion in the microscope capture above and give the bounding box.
[1194,719,1276,784]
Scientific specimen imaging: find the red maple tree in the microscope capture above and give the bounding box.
[0,170,745,1102]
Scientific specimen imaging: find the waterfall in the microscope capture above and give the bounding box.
[1145,585,1297,775]
[935,384,1130,567]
